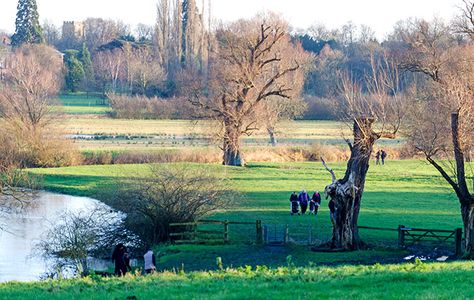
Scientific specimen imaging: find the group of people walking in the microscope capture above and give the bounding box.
[290,190,338,225]
[289,190,321,215]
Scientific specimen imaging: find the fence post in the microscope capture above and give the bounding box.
[256,220,263,245]
[455,227,463,257]
[224,220,229,244]
[284,224,289,244]
[398,225,405,248]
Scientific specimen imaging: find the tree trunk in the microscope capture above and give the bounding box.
[451,112,474,256]
[461,203,474,256]
[222,122,243,166]
[267,127,277,147]
[325,118,377,250]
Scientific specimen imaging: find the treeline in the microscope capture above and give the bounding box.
[34,1,410,120]
[4,1,474,122]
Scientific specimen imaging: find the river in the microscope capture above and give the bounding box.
[0,192,111,283]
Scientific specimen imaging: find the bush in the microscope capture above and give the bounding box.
[108,94,196,119]
[109,165,237,245]
[302,96,340,120]
[0,124,81,168]
[34,204,138,278]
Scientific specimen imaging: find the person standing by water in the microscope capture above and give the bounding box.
[290,192,299,215]
[112,243,127,276]
[298,190,310,215]
[144,248,156,274]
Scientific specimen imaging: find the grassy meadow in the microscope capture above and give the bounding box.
[4,94,467,298]
[54,94,111,115]
[2,261,474,299]
[27,160,467,269]
[55,94,404,151]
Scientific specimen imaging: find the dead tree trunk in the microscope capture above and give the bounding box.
[323,118,378,250]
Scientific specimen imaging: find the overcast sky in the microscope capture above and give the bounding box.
[0,0,462,39]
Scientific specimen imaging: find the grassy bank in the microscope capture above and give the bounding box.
[2,261,474,299]
[27,160,467,269]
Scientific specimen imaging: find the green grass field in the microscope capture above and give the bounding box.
[51,94,403,150]
[2,261,474,299]
[53,94,111,115]
[27,160,469,269]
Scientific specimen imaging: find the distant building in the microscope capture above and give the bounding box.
[62,21,85,41]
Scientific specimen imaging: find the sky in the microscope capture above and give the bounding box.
[0,0,462,40]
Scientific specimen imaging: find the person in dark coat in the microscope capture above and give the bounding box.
[310,191,321,216]
[290,192,299,215]
[381,150,387,165]
[375,150,381,165]
[298,190,310,215]
[112,243,127,276]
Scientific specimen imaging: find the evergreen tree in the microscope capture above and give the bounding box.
[78,43,95,91]
[64,50,85,92]
[11,0,44,47]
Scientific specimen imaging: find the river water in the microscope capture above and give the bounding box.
[0,192,109,283]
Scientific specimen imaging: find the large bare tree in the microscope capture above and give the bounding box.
[190,15,307,166]
[397,17,474,256]
[322,52,405,250]
[0,44,77,168]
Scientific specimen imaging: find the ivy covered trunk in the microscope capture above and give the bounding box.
[325,118,377,250]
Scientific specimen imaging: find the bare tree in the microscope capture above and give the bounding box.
[94,48,125,93]
[403,46,474,255]
[0,45,77,168]
[35,204,137,278]
[255,97,307,146]
[0,45,63,131]
[83,18,123,52]
[395,17,474,256]
[454,0,474,39]
[128,47,165,95]
[42,20,60,46]
[111,165,235,245]
[190,15,307,166]
[135,23,154,42]
[321,52,405,250]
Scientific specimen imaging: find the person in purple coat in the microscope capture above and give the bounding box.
[298,190,310,215]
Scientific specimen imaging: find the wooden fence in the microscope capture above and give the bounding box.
[169,219,263,244]
[170,220,463,256]
[359,225,463,256]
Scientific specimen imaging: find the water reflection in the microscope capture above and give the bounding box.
[0,192,109,282]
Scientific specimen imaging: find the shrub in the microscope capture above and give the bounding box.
[108,94,196,119]
[109,165,237,245]
[34,204,138,278]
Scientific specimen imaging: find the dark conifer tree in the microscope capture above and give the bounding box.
[11,0,45,46]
